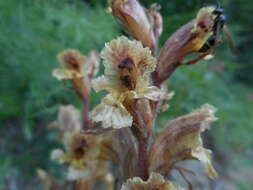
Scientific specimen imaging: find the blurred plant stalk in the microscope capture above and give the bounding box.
[40,1,225,190]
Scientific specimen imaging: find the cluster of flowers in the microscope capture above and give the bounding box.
[38,0,222,189]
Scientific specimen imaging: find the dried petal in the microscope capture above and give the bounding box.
[191,147,218,179]
[91,94,133,128]
[149,104,218,179]
[121,172,183,190]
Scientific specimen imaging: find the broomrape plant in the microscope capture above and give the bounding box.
[39,1,225,189]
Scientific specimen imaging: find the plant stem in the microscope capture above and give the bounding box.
[82,94,90,129]
[137,137,149,181]
[72,77,90,130]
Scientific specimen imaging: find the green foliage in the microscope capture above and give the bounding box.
[0,0,119,187]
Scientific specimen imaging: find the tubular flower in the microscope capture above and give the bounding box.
[190,6,216,51]
[108,0,156,50]
[91,36,162,128]
[155,6,217,84]
[95,36,158,96]
[51,133,101,169]
[149,104,218,179]
[53,49,90,80]
[121,172,183,190]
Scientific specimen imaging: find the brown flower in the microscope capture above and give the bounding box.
[149,104,218,179]
[154,6,217,84]
[91,36,162,128]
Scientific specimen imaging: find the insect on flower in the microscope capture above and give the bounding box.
[198,5,236,55]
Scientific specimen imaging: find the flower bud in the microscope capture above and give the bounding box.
[147,4,163,40]
[108,0,156,51]
[154,6,216,85]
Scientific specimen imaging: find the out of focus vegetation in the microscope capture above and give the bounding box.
[0,0,252,189]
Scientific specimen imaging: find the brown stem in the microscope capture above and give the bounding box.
[72,77,90,130]
[82,95,90,130]
[137,137,149,181]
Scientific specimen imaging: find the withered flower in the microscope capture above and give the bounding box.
[121,172,183,190]
[108,0,157,51]
[155,6,216,84]
[49,105,81,132]
[91,36,162,128]
[149,104,218,179]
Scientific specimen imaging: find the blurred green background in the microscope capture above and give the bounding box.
[0,0,252,189]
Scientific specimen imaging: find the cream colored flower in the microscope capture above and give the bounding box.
[53,49,91,80]
[95,36,159,97]
[51,133,101,171]
[91,93,133,129]
[121,172,183,190]
[91,36,162,128]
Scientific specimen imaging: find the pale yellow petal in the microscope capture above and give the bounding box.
[91,96,133,129]
[121,172,184,190]
[67,167,89,181]
[52,69,77,80]
[92,75,119,93]
[138,86,163,101]
[191,147,218,179]
[50,149,65,163]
